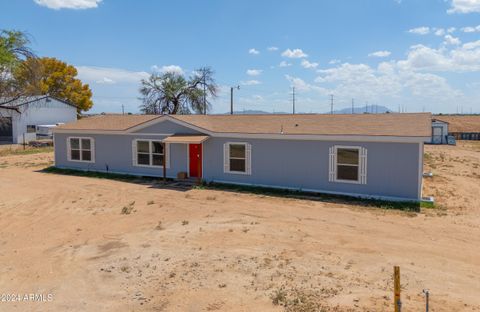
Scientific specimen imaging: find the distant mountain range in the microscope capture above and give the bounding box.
[332,105,392,114]
[225,110,288,115]
[224,105,392,115]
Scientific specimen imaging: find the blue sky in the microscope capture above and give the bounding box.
[1,0,480,114]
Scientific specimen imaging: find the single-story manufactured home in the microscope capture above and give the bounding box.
[53,113,431,202]
[433,115,480,141]
[0,95,77,144]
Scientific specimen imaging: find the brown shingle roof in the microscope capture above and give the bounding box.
[433,115,480,133]
[171,113,432,137]
[57,113,432,137]
[58,114,161,131]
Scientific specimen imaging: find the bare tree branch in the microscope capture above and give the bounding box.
[139,67,218,115]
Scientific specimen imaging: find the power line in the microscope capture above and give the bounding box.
[203,73,207,115]
[330,94,334,114]
[291,87,295,114]
[230,85,240,114]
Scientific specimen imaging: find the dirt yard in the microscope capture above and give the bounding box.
[0,142,479,312]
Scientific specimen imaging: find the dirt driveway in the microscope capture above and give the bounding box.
[0,143,479,311]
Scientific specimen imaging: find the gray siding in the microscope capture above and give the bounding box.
[54,133,188,178]
[54,130,422,201]
[132,119,202,134]
[203,138,421,200]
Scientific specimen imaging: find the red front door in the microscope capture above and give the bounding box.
[189,144,202,178]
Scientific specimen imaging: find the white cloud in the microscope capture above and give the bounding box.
[34,0,101,9]
[448,0,480,13]
[151,65,184,75]
[246,69,263,76]
[408,27,430,35]
[448,27,457,33]
[267,46,278,51]
[241,80,261,86]
[328,59,341,65]
[279,61,292,67]
[76,66,149,84]
[395,40,480,72]
[281,48,308,58]
[434,28,446,36]
[461,25,480,32]
[397,45,449,71]
[444,34,461,45]
[368,50,392,58]
[96,77,115,84]
[315,63,403,99]
[285,75,318,91]
[248,48,260,55]
[312,61,463,110]
[301,59,319,69]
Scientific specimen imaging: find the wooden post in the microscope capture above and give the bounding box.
[394,266,401,312]
[162,142,167,184]
[197,146,201,185]
[23,133,26,150]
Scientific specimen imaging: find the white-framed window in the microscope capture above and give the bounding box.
[26,125,36,133]
[132,139,169,168]
[329,145,367,184]
[223,142,251,175]
[67,137,95,163]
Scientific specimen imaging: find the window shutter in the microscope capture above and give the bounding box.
[90,138,95,163]
[165,143,170,169]
[328,146,336,182]
[223,143,229,173]
[132,140,137,166]
[245,143,252,175]
[67,138,71,161]
[360,147,368,184]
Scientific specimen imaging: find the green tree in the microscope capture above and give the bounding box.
[0,30,36,102]
[139,67,218,114]
[14,57,93,112]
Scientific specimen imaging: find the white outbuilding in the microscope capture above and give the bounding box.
[431,118,449,144]
[0,95,77,144]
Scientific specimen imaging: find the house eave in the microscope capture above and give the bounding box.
[52,127,428,143]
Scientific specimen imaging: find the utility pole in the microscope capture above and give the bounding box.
[203,73,207,115]
[230,87,234,115]
[292,87,296,114]
[330,94,334,114]
[365,101,368,114]
[351,98,354,114]
[121,104,125,115]
[230,85,240,115]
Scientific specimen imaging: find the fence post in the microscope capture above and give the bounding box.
[423,289,429,312]
[394,266,401,312]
